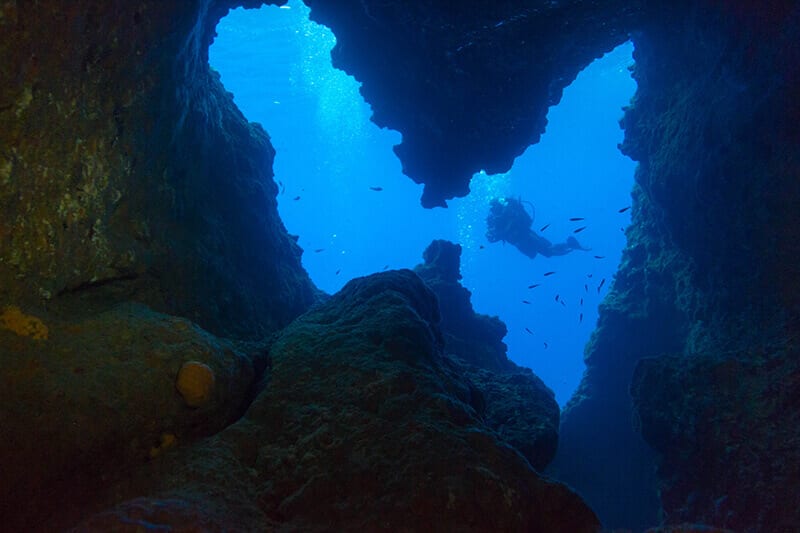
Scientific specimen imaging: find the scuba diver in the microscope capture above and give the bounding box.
[486,197,589,259]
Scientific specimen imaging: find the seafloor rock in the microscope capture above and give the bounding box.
[414,240,560,471]
[644,525,735,533]
[632,352,800,532]
[306,0,643,206]
[72,271,599,532]
[0,302,258,531]
[466,367,560,473]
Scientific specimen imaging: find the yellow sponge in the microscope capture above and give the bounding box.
[0,305,48,340]
[175,361,215,407]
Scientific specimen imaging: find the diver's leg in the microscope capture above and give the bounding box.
[542,236,590,257]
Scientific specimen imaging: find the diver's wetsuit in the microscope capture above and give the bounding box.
[515,232,578,258]
[486,197,587,259]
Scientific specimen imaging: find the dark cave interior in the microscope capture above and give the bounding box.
[1,1,799,531]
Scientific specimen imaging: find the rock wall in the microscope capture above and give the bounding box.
[1,1,314,528]
[555,1,800,531]
[0,0,316,339]
[624,3,800,530]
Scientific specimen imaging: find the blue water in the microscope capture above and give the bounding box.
[210,1,636,406]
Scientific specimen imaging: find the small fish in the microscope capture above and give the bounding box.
[579,313,583,323]
[335,269,341,275]
[382,265,389,271]
[525,327,534,335]
[618,206,631,213]
[587,273,593,278]
[278,180,285,194]
[569,217,585,221]
[560,300,566,307]
[584,284,588,292]
[580,297,584,306]
[522,300,531,305]
[479,245,485,249]
[620,227,625,232]
[293,195,301,201]
[540,223,551,232]
[594,255,605,259]
[555,294,560,302]
[528,283,541,289]
[314,248,324,253]
[597,278,606,293]
[369,186,383,192]
[543,342,549,349]
[573,226,587,233]
[543,271,556,277]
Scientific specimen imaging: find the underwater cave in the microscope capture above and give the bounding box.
[1,1,799,532]
[209,1,637,408]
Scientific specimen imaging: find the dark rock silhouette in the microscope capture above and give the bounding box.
[307,1,642,207]
[414,239,560,471]
[73,271,598,532]
[414,239,516,374]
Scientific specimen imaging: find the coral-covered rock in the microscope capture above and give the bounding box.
[0,303,257,531]
[414,240,560,471]
[467,366,560,472]
[632,352,800,532]
[72,271,598,532]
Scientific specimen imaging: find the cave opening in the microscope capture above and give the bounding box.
[209,1,637,406]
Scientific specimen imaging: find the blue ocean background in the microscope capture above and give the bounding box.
[210,1,636,406]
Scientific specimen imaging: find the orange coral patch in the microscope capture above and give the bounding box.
[0,305,48,340]
[175,361,215,407]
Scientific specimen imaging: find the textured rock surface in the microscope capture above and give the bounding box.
[554,1,800,531]
[307,0,643,206]
[72,271,599,531]
[414,240,560,471]
[0,1,316,339]
[633,353,800,532]
[0,303,257,531]
[414,239,516,373]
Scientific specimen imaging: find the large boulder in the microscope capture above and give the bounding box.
[72,271,599,531]
[0,302,258,530]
